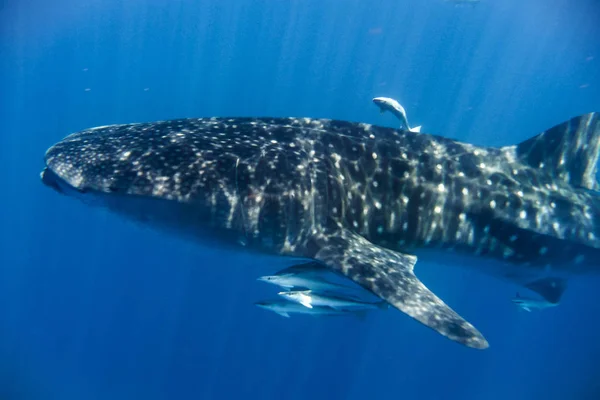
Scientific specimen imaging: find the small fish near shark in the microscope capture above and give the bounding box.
[278,290,388,311]
[511,293,559,312]
[257,261,386,318]
[372,97,422,133]
[41,108,600,349]
[257,261,359,293]
[255,300,367,319]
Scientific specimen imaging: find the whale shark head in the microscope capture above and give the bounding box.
[40,120,254,245]
[40,117,322,252]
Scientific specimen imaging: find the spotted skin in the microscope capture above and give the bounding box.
[41,114,600,349]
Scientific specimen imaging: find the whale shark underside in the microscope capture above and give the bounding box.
[41,113,600,349]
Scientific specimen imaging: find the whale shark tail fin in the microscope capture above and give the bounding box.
[409,125,422,133]
[311,229,489,350]
[511,112,600,191]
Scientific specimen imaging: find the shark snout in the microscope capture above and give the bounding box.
[41,165,90,200]
[257,275,277,283]
[41,168,64,195]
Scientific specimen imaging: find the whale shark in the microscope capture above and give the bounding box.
[41,113,600,349]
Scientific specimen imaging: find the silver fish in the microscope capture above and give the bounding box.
[372,96,422,132]
[278,290,389,311]
[255,300,364,318]
[258,262,364,294]
[511,293,559,312]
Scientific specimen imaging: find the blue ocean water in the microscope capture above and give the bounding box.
[1,0,600,399]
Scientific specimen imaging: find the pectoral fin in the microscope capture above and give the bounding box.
[310,229,489,349]
[300,300,313,309]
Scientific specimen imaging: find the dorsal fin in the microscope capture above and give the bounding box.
[511,113,600,191]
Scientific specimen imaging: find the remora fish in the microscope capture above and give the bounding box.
[255,300,363,318]
[372,97,422,132]
[258,261,363,293]
[278,290,388,311]
[41,112,600,349]
[511,293,559,312]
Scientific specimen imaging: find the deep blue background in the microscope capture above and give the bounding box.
[1,0,600,399]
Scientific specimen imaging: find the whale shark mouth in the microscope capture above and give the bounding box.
[41,168,65,194]
[41,167,87,197]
